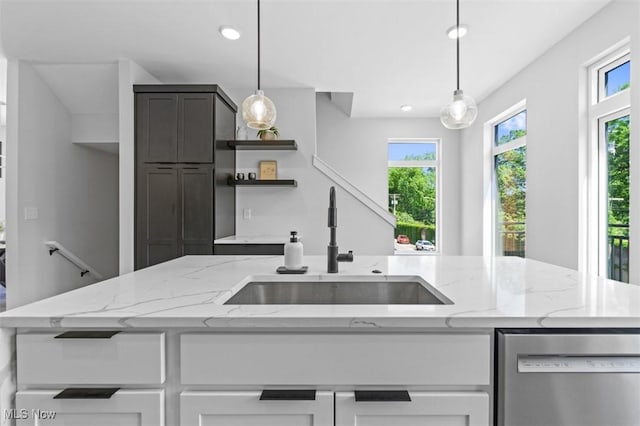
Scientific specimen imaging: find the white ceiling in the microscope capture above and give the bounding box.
[0,0,611,117]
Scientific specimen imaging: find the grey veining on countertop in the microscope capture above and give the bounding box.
[214,235,288,244]
[0,256,639,329]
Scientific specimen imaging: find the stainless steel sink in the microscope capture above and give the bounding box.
[223,276,452,305]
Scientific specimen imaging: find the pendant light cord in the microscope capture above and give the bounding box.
[257,0,261,90]
[456,0,460,91]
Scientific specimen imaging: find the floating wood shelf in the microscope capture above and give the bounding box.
[224,140,297,150]
[227,177,297,187]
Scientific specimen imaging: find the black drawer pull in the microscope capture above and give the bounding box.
[54,331,121,339]
[260,390,316,401]
[54,388,119,400]
[354,391,411,402]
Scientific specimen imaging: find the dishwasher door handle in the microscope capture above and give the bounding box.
[517,355,640,373]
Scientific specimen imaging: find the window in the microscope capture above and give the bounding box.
[600,56,630,100]
[388,140,439,254]
[587,48,632,283]
[492,108,527,257]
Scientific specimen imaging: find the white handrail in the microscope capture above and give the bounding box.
[312,155,396,226]
[44,241,104,281]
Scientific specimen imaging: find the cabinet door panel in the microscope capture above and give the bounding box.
[179,94,214,163]
[138,93,178,163]
[146,169,177,239]
[180,166,213,255]
[180,391,333,426]
[16,390,164,426]
[147,243,179,267]
[136,167,179,269]
[200,415,313,426]
[345,416,466,426]
[25,413,139,426]
[335,392,489,426]
[182,243,213,255]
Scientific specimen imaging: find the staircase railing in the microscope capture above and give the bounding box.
[44,241,104,281]
[312,155,396,226]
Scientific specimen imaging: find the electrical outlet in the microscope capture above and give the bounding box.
[243,208,252,220]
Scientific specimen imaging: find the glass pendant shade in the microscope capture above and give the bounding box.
[242,89,277,130]
[440,89,477,129]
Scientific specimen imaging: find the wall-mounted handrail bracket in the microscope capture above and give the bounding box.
[44,241,105,281]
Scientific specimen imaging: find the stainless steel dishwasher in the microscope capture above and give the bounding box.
[496,329,640,426]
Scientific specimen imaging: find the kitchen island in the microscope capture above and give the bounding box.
[0,255,638,425]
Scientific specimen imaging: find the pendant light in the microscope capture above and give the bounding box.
[440,0,477,129]
[242,0,277,130]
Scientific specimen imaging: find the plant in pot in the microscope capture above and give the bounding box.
[257,126,279,141]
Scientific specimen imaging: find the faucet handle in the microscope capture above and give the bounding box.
[337,251,354,262]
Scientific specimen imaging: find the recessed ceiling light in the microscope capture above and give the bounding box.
[219,26,241,40]
[446,24,468,39]
[401,105,413,112]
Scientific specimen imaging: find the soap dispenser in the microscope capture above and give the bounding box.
[284,231,303,270]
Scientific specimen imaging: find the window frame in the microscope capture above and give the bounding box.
[585,44,632,281]
[597,108,631,280]
[483,100,527,258]
[387,139,441,254]
[598,53,631,102]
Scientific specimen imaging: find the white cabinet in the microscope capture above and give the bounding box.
[181,333,490,386]
[335,391,489,426]
[180,391,334,426]
[17,332,165,385]
[180,391,489,426]
[178,332,492,426]
[15,389,164,426]
[15,331,166,425]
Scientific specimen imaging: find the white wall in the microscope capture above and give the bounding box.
[460,0,640,271]
[316,93,462,255]
[71,113,118,143]
[6,61,119,308]
[1,55,7,231]
[229,88,395,256]
[0,126,5,225]
[118,59,159,274]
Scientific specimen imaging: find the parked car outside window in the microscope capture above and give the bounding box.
[415,240,435,251]
[396,235,410,244]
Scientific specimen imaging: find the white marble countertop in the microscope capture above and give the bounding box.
[214,235,288,244]
[1,256,639,329]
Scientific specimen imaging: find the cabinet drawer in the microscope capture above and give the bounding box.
[17,332,165,385]
[15,389,164,426]
[335,391,489,426]
[181,333,490,386]
[180,391,333,426]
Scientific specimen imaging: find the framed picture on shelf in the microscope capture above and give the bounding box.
[259,160,277,180]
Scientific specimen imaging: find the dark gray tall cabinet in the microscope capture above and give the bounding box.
[134,85,236,270]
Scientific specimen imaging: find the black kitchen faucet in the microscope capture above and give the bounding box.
[327,186,354,273]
